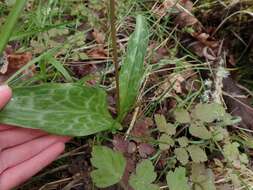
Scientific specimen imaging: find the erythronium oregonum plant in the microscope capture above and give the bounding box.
[0,14,150,136]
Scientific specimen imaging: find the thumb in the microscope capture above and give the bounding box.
[0,85,12,109]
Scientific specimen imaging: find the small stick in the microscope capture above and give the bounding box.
[109,0,120,115]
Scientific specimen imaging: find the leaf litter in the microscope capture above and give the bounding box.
[3,0,253,189]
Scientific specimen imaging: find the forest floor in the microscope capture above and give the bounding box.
[1,0,253,189]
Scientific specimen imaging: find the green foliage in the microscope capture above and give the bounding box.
[187,145,207,163]
[155,114,176,135]
[191,103,226,123]
[159,134,175,150]
[166,167,190,190]
[0,0,27,54]
[177,137,189,147]
[191,164,216,190]
[175,148,189,165]
[174,108,191,123]
[0,83,120,136]
[223,142,249,165]
[44,54,73,82]
[189,123,211,140]
[129,160,159,190]
[118,15,149,120]
[90,146,126,188]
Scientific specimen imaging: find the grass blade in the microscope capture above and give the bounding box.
[0,0,27,54]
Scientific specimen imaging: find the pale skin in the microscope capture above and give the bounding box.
[0,85,69,190]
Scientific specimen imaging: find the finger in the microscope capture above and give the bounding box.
[0,142,65,190]
[0,135,69,173]
[0,85,12,109]
[0,128,46,151]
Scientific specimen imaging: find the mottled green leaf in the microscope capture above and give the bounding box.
[118,15,149,120]
[187,145,207,163]
[91,146,126,188]
[175,148,189,165]
[166,167,190,190]
[0,83,120,136]
[174,108,191,123]
[191,163,216,190]
[191,103,226,123]
[155,114,176,135]
[159,134,175,150]
[189,124,211,140]
[129,160,159,190]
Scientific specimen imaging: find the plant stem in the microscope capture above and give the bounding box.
[109,0,120,115]
[0,0,27,55]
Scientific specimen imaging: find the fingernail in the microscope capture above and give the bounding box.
[0,85,11,96]
[0,85,12,107]
[0,84,10,92]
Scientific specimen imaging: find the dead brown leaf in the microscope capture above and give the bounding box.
[138,143,155,158]
[176,12,199,27]
[223,77,253,130]
[87,47,107,59]
[0,51,34,84]
[113,135,129,154]
[92,29,105,44]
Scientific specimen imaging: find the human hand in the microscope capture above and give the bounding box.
[0,85,69,190]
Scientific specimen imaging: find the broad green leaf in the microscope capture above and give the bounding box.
[191,163,216,190]
[187,145,207,163]
[189,123,211,140]
[191,103,226,123]
[118,15,149,120]
[91,146,126,188]
[177,137,189,147]
[166,167,190,190]
[129,160,159,190]
[174,108,191,123]
[155,114,176,135]
[0,83,120,136]
[159,134,175,150]
[175,148,189,165]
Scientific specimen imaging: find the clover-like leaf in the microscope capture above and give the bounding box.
[166,167,190,190]
[191,163,216,190]
[0,83,120,136]
[91,146,126,188]
[223,142,240,162]
[159,134,175,150]
[187,145,207,163]
[177,137,189,147]
[129,160,159,190]
[212,127,229,142]
[189,123,211,140]
[191,103,226,123]
[155,114,176,135]
[175,148,189,165]
[118,15,149,120]
[174,108,191,123]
